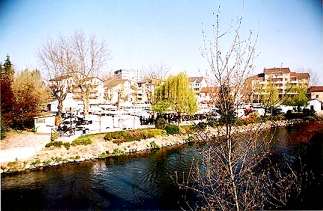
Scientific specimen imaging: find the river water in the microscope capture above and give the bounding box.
[2,122,323,210]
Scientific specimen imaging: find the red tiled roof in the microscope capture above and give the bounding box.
[49,74,71,81]
[104,78,128,88]
[309,86,323,92]
[264,67,290,74]
[189,77,204,83]
[200,86,219,93]
[290,72,310,80]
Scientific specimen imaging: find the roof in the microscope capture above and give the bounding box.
[189,77,204,83]
[49,74,71,81]
[264,67,290,74]
[200,86,219,93]
[290,72,310,80]
[104,78,128,88]
[309,86,323,92]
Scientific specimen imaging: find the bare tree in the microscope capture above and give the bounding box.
[143,64,170,80]
[69,32,107,115]
[39,37,74,116]
[177,9,301,210]
[39,32,108,116]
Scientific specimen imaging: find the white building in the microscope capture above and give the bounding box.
[189,77,208,93]
[104,77,133,105]
[307,99,323,113]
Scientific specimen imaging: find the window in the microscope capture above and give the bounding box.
[316,95,319,99]
[36,118,45,124]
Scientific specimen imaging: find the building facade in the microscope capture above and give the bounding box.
[244,68,310,103]
[309,86,323,102]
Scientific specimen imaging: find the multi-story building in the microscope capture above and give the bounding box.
[71,77,105,104]
[48,75,105,110]
[308,86,323,102]
[244,68,310,103]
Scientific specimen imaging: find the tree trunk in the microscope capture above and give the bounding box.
[57,100,63,117]
[83,95,89,116]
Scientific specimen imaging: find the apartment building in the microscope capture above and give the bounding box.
[71,77,105,104]
[244,67,310,103]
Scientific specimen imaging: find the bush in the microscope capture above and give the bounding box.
[104,129,165,143]
[45,141,70,149]
[155,117,167,129]
[112,148,124,156]
[271,114,286,121]
[72,137,92,146]
[50,130,59,142]
[180,125,194,134]
[165,124,180,135]
[148,141,160,149]
[98,152,108,159]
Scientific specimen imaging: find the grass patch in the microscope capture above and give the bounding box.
[148,141,160,149]
[104,129,165,143]
[72,137,92,146]
[45,141,70,150]
[165,124,180,135]
[112,148,125,156]
[98,152,109,159]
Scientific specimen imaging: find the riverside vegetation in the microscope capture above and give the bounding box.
[0,115,310,174]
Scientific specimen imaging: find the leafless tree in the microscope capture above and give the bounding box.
[39,32,108,116]
[143,64,170,80]
[176,9,302,210]
[69,32,108,115]
[39,37,74,116]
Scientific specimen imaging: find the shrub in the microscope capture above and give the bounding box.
[31,159,41,166]
[72,137,92,146]
[271,114,286,121]
[98,152,109,159]
[104,129,165,143]
[149,141,160,149]
[155,117,167,129]
[50,130,59,142]
[165,124,180,135]
[45,141,70,149]
[112,148,124,156]
[180,125,194,134]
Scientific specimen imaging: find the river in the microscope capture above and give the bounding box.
[2,122,323,210]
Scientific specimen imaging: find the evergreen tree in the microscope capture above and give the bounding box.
[0,56,15,130]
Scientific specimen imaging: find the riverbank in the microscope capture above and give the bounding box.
[0,119,308,174]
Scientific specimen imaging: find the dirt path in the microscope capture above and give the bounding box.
[0,132,50,163]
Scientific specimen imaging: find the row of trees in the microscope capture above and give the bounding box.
[0,56,49,135]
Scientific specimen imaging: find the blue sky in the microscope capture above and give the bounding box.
[0,0,322,83]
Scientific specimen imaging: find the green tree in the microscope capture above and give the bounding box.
[12,69,50,128]
[260,81,280,115]
[152,72,197,122]
[284,84,308,108]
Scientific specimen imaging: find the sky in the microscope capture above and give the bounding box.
[0,0,322,83]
